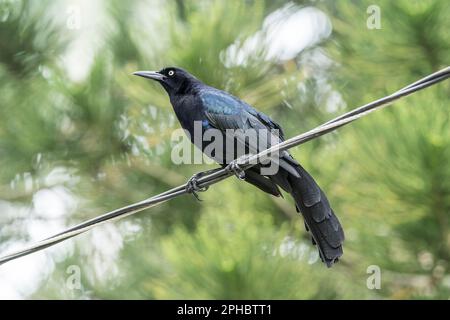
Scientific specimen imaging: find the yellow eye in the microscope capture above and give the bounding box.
[168,70,175,76]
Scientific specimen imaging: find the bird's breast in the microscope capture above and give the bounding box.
[171,96,207,134]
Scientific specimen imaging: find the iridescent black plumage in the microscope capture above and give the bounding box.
[134,67,344,266]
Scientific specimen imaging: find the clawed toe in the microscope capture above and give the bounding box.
[186,174,209,201]
[226,155,252,180]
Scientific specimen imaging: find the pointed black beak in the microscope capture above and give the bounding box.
[133,71,165,81]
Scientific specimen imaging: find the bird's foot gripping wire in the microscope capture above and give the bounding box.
[185,168,222,201]
[226,154,252,180]
[186,173,209,201]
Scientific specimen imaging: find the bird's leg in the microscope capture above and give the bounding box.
[185,167,222,201]
[226,154,253,180]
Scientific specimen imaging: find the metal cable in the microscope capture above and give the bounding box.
[0,66,448,266]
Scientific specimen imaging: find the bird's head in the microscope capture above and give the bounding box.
[133,67,200,95]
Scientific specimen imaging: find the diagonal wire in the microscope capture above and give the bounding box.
[0,66,448,266]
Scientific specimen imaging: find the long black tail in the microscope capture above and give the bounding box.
[286,165,345,267]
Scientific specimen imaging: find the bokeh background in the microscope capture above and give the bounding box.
[0,0,449,299]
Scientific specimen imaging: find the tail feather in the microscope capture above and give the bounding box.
[287,166,345,267]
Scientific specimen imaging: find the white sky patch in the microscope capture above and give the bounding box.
[277,236,320,264]
[0,248,53,299]
[224,4,332,66]
[59,0,166,82]
[0,171,78,299]
[57,0,107,82]
[33,187,77,219]
[82,224,124,283]
[264,5,331,60]
[298,47,347,113]
[44,166,79,187]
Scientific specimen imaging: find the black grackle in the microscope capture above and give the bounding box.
[134,67,344,267]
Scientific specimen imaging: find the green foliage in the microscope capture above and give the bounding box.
[0,0,448,299]
[0,0,67,77]
[149,187,368,299]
